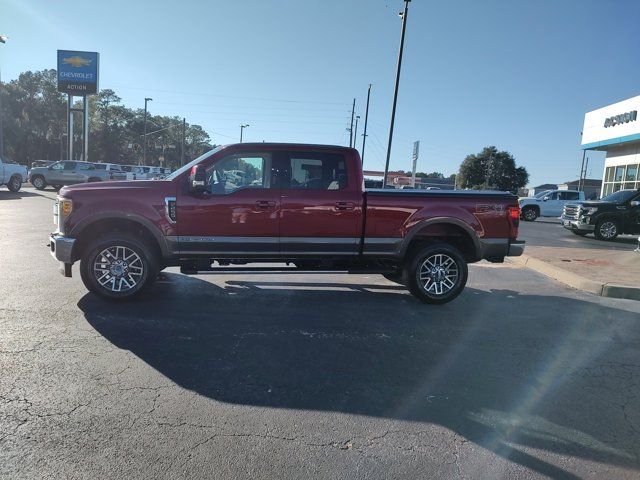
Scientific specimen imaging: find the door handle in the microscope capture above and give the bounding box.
[335,202,355,210]
[255,200,276,209]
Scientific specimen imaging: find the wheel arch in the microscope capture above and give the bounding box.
[70,213,171,263]
[399,218,481,262]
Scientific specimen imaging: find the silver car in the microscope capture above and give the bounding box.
[28,161,112,190]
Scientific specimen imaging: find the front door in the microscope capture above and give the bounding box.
[177,151,280,256]
[278,150,362,256]
[47,161,66,184]
[542,191,563,217]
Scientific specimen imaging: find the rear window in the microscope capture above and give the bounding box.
[286,152,347,190]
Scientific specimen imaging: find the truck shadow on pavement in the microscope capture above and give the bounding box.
[78,273,640,479]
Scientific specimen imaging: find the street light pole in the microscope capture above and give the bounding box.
[0,34,7,160]
[239,124,249,143]
[353,116,360,152]
[143,97,152,165]
[383,0,411,188]
[361,84,372,165]
[349,98,356,148]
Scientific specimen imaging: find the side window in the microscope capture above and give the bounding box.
[78,163,94,170]
[63,162,76,171]
[206,153,270,194]
[563,191,580,200]
[547,192,558,200]
[287,153,347,190]
[51,162,64,171]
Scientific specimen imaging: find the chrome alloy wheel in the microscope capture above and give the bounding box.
[599,221,617,239]
[523,208,537,221]
[93,246,144,292]
[417,253,460,296]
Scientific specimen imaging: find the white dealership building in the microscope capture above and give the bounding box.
[581,94,640,197]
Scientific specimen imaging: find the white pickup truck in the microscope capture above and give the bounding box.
[519,189,585,221]
[0,157,28,192]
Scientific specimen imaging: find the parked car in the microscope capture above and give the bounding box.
[519,190,585,221]
[31,160,57,169]
[49,143,524,304]
[93,163,128,180]
[0,157,28,192]
[561,188,640,240]
[28,160,112,190]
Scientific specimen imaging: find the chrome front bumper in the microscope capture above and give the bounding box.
[50,233,75,277]
[561,218,595,232]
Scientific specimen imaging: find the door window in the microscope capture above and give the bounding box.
[559,191,580,200]
[63,162,77,171]
[77,163,95,170]
[50,162,64,171]
[286,153,347,190]
[206,153,270,194]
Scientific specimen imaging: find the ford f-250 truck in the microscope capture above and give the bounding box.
[49,143,524,304]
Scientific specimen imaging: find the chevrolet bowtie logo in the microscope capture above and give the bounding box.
[62,56,91,68]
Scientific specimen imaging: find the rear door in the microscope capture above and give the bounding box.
[177,150,280,256]
[279,150,362,256]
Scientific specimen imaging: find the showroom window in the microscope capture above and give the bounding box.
[602,163,639,197]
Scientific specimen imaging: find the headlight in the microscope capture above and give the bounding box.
[60,198,73,216]
[583,207,598,215]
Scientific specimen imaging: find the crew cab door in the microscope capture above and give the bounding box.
[47,161,67,184]
[625,194,640,233]
[541,191,563,216]
[278,150,362,256]
[177,151,280,256]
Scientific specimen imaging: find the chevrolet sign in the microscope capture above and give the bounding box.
[604,110,637,128]
[57,50,99,95]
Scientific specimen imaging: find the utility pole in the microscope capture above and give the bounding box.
[353,116,360,151]
[181,117,186,166]
[0,34,8,160]
[349,98,356,147]
[578,149,586,191]
[383,0,411,188]
[143,97,152,165]
[361,84,372,165]
[239,124,249,142]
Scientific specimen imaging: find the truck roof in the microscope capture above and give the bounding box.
[221,142,355,151]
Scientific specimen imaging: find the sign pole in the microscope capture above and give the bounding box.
[67,95,73,160]
[82,96,89,161]
[411,140,419,188]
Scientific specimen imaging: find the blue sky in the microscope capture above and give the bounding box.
[2,0,639,186]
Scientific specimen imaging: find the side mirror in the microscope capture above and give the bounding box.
[543,196,550,202]
[630,200,640,207]
[188,164,207,194]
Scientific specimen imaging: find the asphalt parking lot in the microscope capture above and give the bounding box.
[518,217,638,251]
[1,188,640,479]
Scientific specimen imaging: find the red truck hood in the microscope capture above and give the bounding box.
[60,180,171,197]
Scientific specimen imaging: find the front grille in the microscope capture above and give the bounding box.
[563,204,581,220]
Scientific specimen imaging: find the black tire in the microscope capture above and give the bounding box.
[594,218,620,241]
[571,230,588,237]
[7,175,21,192]
[522,207,538,221]
[404,244,468,305]
[382,272,405,285]
[53,185,62,191]
[32,175,47,190]
[80,233,159,300]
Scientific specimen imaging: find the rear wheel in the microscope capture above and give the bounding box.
[80,233,159,300]
[7,175,21,192]
[32,175,46,190]
[522,207,538,221]
[404,244,468,304]
[594,219,619,241]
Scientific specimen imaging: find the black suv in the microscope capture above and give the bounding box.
[561,189,640,241]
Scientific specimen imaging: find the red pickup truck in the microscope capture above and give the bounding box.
[50,143,524,304]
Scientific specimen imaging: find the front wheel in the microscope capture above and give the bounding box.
[404,244,468,304]
[80,233,159,300]
[7,175,22,192]
[594,219,619,241]
[32,175,47,190]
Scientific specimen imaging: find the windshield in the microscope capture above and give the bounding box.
[165,146,224,181]
[534,190,551,198]
[600,189,638,203]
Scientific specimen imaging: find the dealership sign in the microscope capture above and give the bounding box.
[604,110,637,128]
[57,50,99,95]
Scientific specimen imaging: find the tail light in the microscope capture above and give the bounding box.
[507,205,520,239]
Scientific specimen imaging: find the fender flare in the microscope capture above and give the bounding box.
[398,217,482,261]
[69,211,172,259]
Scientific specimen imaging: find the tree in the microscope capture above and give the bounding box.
[457,146,528,193]
[0,69,214,168]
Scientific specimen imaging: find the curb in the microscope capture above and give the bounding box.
[507,254,640,301]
